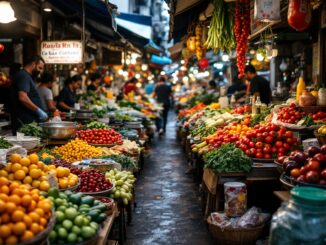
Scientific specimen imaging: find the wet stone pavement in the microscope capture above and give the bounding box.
[125,114,213,245]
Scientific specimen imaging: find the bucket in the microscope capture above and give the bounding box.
[224,182,247,217]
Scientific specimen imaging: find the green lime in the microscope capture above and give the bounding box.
[55,198,64,206]
[58,227,68,239]
[65,207,78,220]
[74,215,84,227]
[49,230,57,241]
[48,187,59,198]
[72,225,81,235]
[81,226,96,239]
[90,222,99,230]
[59,192,67,199]
[55,211,65,223]
[57,205,67,213]
[83,216,90,226]
[67,233,77,243]
[62,219,73,230]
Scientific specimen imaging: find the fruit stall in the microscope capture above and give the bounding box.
[0,94,159,245]
[175,93,326,243]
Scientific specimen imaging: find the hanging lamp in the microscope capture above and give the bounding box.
[0,1,16,24]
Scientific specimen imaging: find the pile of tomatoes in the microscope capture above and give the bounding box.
[207,130,240,149]
[236,123,299,159]
[231,105,250,115]
[75,128,123,145]
[311,111,326,121]
[277,104,306,124]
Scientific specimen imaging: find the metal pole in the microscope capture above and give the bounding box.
[82,0,86,67]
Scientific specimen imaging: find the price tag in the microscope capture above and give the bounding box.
[47,172,58,188]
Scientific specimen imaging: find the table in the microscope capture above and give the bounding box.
[96,205,119,245]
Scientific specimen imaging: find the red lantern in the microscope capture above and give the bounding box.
[199,58,209,69]
[0,44,4,54]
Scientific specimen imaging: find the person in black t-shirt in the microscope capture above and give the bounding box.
[87,73,101,92]
[57,75,82,112]
[10,55,48,133]
[244,65,272,105]
[154,76,173,135]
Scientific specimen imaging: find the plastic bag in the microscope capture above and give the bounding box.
[0,145,27,164]
[236,207,270,228]
[254,0,280,22]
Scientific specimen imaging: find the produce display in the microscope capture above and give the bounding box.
[52,139,104,162]
[0,136,12,149]
[103,155,137,169]
[105,169,136,205]
[204,144,252,173]
[75,128,123,145]
[278,145,326,186]
[0,179,53,244]
[46,188,106,243]
[77,169,113,193]
[85,121,108,129]
[18,122,44,138]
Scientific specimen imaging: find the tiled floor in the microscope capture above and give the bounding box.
[125,113,213,245]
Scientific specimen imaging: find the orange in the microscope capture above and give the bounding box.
[28,164,38,171]
[0,177,9,187]
[7,174,14,181]
[12,188,26,197]
[23,176,33,185]
[0,194,8,202]
[37,200,51,213]
[5,202,16,213]
[28,154,39,164]
[28,212,40,223]
[11,210,24,222]
[9,182,20,192]
[0,224,11,238]
[4,163,11,172]
[39,217,47,226]
[21,230,34,241]
[5,236,18,245]
[0,170,8,178]
[14,170,25,180]
[21,195,32,207]
[13,222,26,235]
[21,167,29,174]
[20,157,30,167]
[1,213,10,223]
[58,179,68,189]
[15,206,26,213]
[48,165,56,170]
[8,195,21,205]
[23,215,32,227]
[0,186,9,195]
[29,169,41,179]
[10,154,21,164]
[34,208,44,217]
[11,163,21,172]
[30,223,40,235]
[0,200,5,213]
[56,167,66,178]
[31,180,40,188]
[39,181,50,191]
[37,161,44,170]
[28,199,36,212]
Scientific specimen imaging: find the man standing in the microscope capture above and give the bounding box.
[244,64,272,105]
[154,76,173,135]
[11,55,48,133]
[37,72,56,113]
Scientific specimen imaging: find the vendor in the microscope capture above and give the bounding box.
[10,55,48,133]
[123,77,138,95]
[57,75,82,112]
[37,72,56,113]
[244,65,271,105]
[87,73,101,93]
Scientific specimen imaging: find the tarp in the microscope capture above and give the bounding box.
[150,55,172,65]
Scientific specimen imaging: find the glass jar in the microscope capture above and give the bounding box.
[269,187,326,245]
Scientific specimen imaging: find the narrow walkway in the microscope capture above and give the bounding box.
[126,113,212,245]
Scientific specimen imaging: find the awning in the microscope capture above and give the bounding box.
[116,13,152,40]
[145,40,163,55]
[150,55,172,66]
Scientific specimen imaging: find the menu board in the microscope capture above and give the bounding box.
[41,41,83,64]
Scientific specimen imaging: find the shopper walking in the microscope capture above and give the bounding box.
[244,64,272,105]
[37,72,56,113]
[10,55,48,133]
[57,75,82,112]
[154,76,173,135]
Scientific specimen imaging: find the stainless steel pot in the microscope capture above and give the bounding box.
[40,121,77,139]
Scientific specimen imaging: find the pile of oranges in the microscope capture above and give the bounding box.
[47,166,79,189]
[0,177,52,244]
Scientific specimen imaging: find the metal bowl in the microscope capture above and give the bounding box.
[76,110,93,119]
[40,121,77,139]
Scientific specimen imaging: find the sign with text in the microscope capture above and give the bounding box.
[41,41,83,64]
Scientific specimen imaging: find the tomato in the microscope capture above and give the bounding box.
[264,154,271,159]
[264,136,273,144]
[262,132,269,138]
[249,141,255,148]
[285,131,293,138]
[263,145,271,153]
[255,152,263,159]
[255,142,263,149]
[307,160,320,171]
[271,147,277,153]
[249,148,257,156]
[275,141,283,147]
[277,152,284,157]
[286,138,294,144]
[278,147,286,154]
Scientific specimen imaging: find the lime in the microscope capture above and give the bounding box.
[83,216,90,226]
[62,219,73,230]
[67,233,77,243]
[65,207,78,220]
[48,187,59,198]
[55,211,65,223]
[57,205,67,213]
[72,225,81,235]
[58,227,68,239]
[74,215,84,227]
[49,230,57,241]
[55,198,64,206]
[59,192,67,199]
[90,222,99,230]
[81,226,96,239]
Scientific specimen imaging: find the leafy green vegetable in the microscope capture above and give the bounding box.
[204,144,252,173]
[188,93,218,107]
[298,115,316,127]
[0,137,12,149]
[18,122,44,138]
[250,107,271,127]
[103,155,137,169]
[85,121,108,129]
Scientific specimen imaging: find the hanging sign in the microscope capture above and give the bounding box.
[254,0,280,22]
[41,41,83,64]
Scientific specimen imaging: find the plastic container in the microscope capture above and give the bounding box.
[224,182,247,217]
[296,77,306,101]
[318,88,326,106]
[269,187,326,245]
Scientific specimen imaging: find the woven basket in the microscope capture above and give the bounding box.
[314,130,326,145]
[207,216,264,245]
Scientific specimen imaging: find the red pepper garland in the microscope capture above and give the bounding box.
[234,0,250,78]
